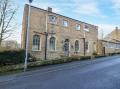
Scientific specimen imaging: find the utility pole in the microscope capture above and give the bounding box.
[24,0,33,72]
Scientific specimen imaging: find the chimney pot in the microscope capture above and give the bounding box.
[47,7,52,12]
[116,27,118,30]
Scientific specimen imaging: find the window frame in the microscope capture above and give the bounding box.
[75,40,80,52]
[49,36,56,51]
[48,15,57,24]
[63,20,69,27]
[76,24,81,30]
[32,34,41,51]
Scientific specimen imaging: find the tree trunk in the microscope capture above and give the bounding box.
[0,33,3,46]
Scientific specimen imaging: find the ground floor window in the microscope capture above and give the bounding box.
[64,39,69,56]
[75,40,80,52]
[49,37,56,51]
[32,35,40,51]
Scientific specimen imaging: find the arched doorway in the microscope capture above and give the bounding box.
[64,39,70,56]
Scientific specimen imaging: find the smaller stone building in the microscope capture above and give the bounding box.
[21,4,98,60]
[97,27,120,55]
[97,40,120,55]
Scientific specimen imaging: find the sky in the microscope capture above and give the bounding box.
[9,0,120,44]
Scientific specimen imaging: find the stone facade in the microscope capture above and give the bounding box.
[21,4,98,60]
[97,27,120,55]
[104,27,120,41]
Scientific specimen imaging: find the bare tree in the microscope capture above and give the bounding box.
[0,0,17,46]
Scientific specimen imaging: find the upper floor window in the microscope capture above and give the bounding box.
[32,35,40,51]
[49,37,56,51]
[63,20,69,27]
[84,25,90,32]
[76,24,81,30]
[75,40,80,52]
[48,15,57,24]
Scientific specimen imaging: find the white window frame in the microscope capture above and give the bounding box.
[32,35,41,51]
[63,20,69,27]
[75,40,80,52]
[48,15,57,24]
[48,36,57,51]
[76,24,81,30]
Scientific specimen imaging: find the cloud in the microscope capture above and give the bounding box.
[73,0,107,18]
[95,23,119,39]
[75,3,99,15]
[32,0,107,18]
[33,2,61,13]
[111,0,120,15]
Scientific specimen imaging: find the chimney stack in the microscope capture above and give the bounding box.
[115,26,118,30]
[47,7,52,12]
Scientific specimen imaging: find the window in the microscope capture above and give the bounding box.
[76,25,80,30]
[48,15,57,24]
[49,37,56,51]
[32,35,40,51]
[75,40,80,52]
[108,42,115,48]
[63,20,69,27]
[85,42,89,51]
[116,44,120,49]
[84,25,89,32]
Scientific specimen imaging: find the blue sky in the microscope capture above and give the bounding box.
[10,0,120,43]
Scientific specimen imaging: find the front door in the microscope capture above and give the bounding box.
[64,39,69,56]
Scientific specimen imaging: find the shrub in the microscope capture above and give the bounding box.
[92,51,98,56]
[0,49,35,66]
[69,56,80,60]
[95,55,105,58]
[108,53,116,56]
[80,56,91,60]
[116,52,120,54]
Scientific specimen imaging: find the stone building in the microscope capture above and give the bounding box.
[97,40,120,55]
[21,4,98,60]
[104,27,120,41]
[97,27,120,55]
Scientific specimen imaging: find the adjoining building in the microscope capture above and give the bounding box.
[104,27,120,41]
[21,4,98,60]
[97,27,120,55]
[97,40,120,55]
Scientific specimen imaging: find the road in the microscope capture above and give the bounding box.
[0,56,120,89]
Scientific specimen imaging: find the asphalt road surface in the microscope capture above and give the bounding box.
[0,56,120,89]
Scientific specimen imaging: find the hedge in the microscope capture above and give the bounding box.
[0,50,35,66]
[28,56,91,68]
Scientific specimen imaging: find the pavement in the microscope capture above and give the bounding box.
[0,55,120,89]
